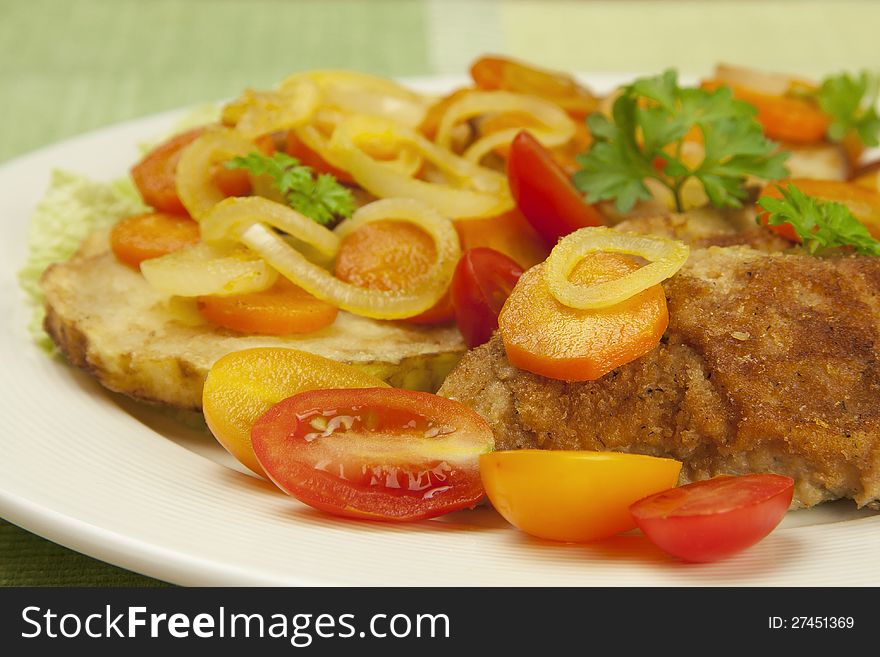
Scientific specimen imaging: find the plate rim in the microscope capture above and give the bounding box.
[2,72,880,587]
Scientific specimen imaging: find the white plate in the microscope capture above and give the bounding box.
[2,75,879,586]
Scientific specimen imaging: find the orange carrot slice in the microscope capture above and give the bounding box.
[334,220,454,324]
[197,277,338,335]
[110,212,201,269]
[131,127,251,215]
[702,80,829,144]
[499,252,668,381]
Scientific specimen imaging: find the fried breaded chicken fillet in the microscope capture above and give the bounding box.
[439,246,880,509]
[613,206,791,251]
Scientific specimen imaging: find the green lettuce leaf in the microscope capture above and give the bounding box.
[18,170,147,351]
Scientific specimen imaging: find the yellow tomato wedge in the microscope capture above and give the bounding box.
[480,450,682,543]
[202,347,389,478]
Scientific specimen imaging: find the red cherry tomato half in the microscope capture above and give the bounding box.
[507,130,605,247]
[251,387,495,522]
[451,247,524,349]
[630,474,794,563]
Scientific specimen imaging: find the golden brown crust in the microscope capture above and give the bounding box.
[439,246,880,508]
[40,234,466,410]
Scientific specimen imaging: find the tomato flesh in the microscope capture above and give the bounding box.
[507,131,604,246]
[202,348,389,478]
[630,474,794,563]
[252,388,494,521]
[451,248,523,349]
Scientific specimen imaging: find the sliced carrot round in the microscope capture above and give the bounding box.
[131,126,251,215]
[197,277,338,335]
[498,253,668,381]
[701,80,829,144]
[131,128,204,215]
[285,130,354,183]
[334,220,454,323]
[211,163,252,198]
[110,212,201,269]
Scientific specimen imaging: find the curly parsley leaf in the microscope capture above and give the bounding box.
[816,70,880,147]
[225,152,354,226]
[758,184,880,256]
[574,69,789,213]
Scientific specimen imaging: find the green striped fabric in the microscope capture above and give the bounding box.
[1,0,874,586]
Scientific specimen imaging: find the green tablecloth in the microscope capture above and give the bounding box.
[2,0,876,586]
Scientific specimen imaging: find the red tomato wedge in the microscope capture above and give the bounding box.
[507,131,605,246]
[630,474,794,563]
[251,388,495,522]
[451,248,524,349]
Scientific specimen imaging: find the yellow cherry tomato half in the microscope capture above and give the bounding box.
[202,347,389,478]
[480,450,682,543]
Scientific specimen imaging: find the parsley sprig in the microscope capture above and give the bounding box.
[574,69,789,213]
[815,70,880,147]
[758,184,880,256]
[225,152,354,226]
